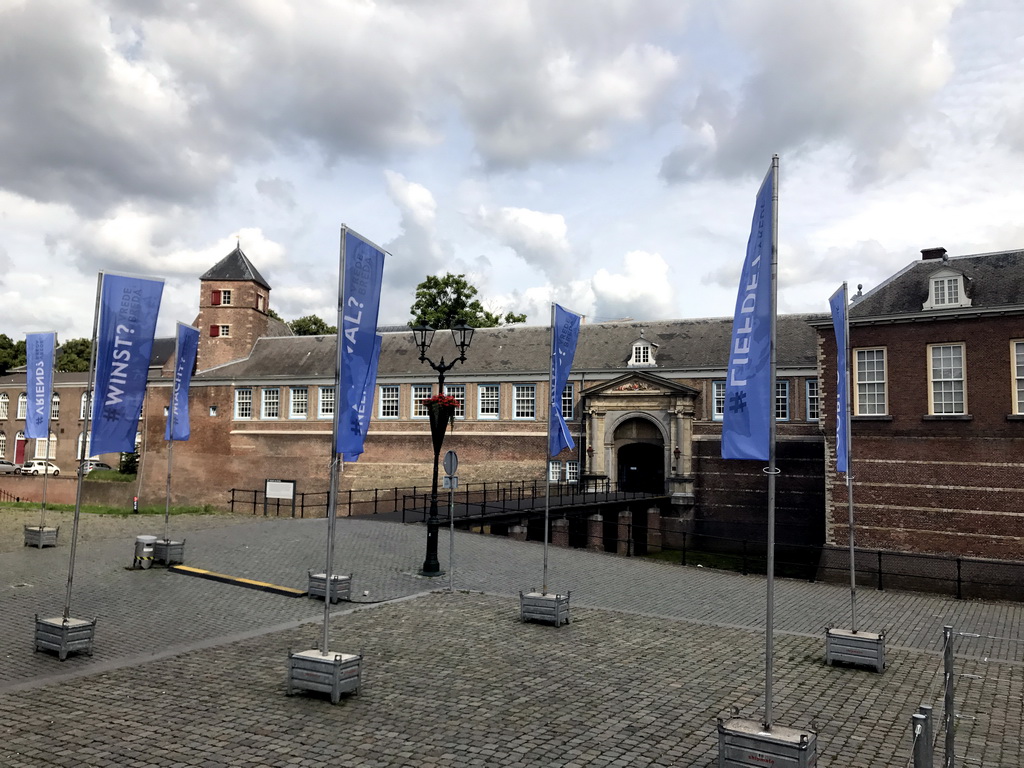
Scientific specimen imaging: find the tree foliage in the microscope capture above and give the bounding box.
[409,273,526,329]
[0,335,26,376]
[289,314,337,336]
[56,338,92,372]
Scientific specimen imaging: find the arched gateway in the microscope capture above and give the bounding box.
[579,372,698,509]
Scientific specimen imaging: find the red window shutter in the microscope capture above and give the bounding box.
[209,325,219,337]
[211,289,221,305]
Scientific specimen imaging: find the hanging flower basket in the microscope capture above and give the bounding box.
[424,394,459,454]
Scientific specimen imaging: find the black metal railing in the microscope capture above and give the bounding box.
[0,487,21,503]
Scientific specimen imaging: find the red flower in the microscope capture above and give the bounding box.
[422,394,460,409]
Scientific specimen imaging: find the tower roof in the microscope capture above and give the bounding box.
[201,245,271,290]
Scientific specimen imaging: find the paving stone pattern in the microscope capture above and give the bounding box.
[0,512,1022,766]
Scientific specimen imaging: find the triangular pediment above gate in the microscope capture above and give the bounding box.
[582,371,698,398]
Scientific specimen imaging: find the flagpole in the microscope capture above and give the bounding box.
[763,154,780,731]
[321,227,348,655]
[65,274,103,621]
[39,434,50,528]
[840,282,858,633]
[543,303,554,595]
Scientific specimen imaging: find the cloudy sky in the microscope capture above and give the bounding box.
[2,0,1023,341]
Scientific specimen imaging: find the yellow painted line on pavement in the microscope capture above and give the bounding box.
[169,565,306,597]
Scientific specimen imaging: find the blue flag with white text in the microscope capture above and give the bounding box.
[24,332,55,441]
[549,304,581,457]
[342,334,382,462]
[165,323,200,441]
[722,166,774,460]
[90,273,164,456]
[829,284,849,473]
[336,228,385,458]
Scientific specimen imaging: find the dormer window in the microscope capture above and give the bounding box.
[923,268,971,310]
[628,333,657,368]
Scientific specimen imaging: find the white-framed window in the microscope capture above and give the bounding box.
[289,387,308,419]
[929,343,966,415]
[257,294,265,312]
[775,381,789,421]
[548,460,561,482]
[80,392,90,419]
[209,405,218,417]
[513,384,536,419]
[50,393,60,420]
[379,385,399,418]
[561,383,574,420]
[629,340,656,367]
[318,387,335,419]
[934,277,958,306]
[1013,341,1024,415]
[221,289,233,306]
[566,460,579,482]
[261,388,280,419]
[478,384,500,419]
[17,393,27,420]
[412,384,432,418]
[77,432,94,461]
[0,393,8,420]
[0,431,5,457]
[712,380,726,421]
[923,268,971,310]
[805,379,820,422]
[444,384,466,418]
[34,433,56,459]
[219,325,231,338]
[854,348,887,415]
[234,388,252,419]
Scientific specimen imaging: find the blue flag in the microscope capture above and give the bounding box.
[24,332,55,441]
[722,166,775,460]
[336,228,385,458]
[90,273,164,456]
[549,304,581,457]
[166,323,200,441]
[829,284,850,473]
[342,334,382,462]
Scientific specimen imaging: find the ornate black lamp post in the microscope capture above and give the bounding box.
[411,321,474,576]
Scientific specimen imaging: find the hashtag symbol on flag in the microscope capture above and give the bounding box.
[729,392,747,413]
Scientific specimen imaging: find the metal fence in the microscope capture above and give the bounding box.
[0,487,21,503]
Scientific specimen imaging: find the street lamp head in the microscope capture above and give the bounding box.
[451,321,474,359]
[411,323,435,359]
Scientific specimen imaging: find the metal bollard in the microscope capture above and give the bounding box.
[917,705,934,768]
[133,535,157,569]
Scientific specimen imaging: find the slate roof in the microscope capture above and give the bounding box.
[196,314,824,381]
[851,249,1024,319]
[200,246,271,291]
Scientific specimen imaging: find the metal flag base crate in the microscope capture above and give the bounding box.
[717,717,817,768]
[153,539,186,566]
[519,591,571,627]
[286,649,361,704]
[34,615,96,661]
[23,525,59,548]
[307,572,352,604]
[825,627,885,673]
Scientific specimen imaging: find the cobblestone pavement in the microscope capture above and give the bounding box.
[1,511,1021,766]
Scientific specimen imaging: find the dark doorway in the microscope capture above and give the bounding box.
[618,443,664,494]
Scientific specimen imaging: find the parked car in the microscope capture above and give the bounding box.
[79,460,114,475]
[0,459,18,474]
[18,460,60,476]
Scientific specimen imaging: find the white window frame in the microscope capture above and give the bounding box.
[234,388,253,419]
[566,460,579,483]
[34,433,56,459]
[218,325,231,338]
[411,384,432,419]
[805,379,820,422]
[0,431,5,457]
[80,392,90,420]
[923,269,971,310]
[50,393,60,420]
[513,384,536,420]
[77,432,95,461]
[775,380,789,421]
[712,380,726,421]
[548,460,561,482]
[318,387,335,419]
[1013,340,1024,415]
[0,393,8,420]
[928,343,966,415]
[261,388,280,419]
[17,393,27,420]
[478,384,500,419]
[854,348,888,416]
[221,288,233,306]
[561,383,574,420]
[444,384,466,418]
[289,387,308,419]
[378,385,399,418]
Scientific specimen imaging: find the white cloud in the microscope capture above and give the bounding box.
[474,206,572,281]
[592,251,675,320]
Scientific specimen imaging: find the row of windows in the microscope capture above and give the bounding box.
[711,380,820,423]
[0,431,95,461]
[852,342,1024,416]
[548,459,580,482]
[0,392,62,421]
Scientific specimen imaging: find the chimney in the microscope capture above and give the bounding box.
[921,247,947,260]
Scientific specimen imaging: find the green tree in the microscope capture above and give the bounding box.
[0,335,26,375]
[409,273,526,329]
[56,338,92,372]
[289,314,337,335]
